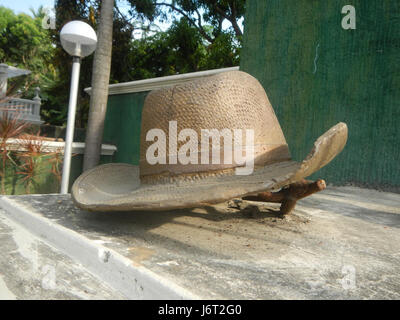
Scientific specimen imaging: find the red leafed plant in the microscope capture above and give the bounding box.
[1,86,65,194]
[0,111,30,193]
[0,112,65,194]
[48,147,64,183]
[15,131,49,193]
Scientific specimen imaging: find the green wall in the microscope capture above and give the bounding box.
[103,92,148,165]
[240,0,400,190]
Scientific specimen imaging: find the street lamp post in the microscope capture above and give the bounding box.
[60,21,97,194]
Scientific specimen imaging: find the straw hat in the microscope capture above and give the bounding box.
[72,71,347,211]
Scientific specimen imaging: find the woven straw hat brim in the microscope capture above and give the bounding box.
[72,123,347,212]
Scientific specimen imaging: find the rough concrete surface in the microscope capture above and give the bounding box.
[0,186,399,299]
[0,208,124,300]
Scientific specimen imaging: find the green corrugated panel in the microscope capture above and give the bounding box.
[103,92,149,165]
[241,0,400,190]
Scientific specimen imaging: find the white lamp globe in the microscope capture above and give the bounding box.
[60,21,97,57]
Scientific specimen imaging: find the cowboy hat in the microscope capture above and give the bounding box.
[72,71,347,211]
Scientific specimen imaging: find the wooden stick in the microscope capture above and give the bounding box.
[242,179,326,215]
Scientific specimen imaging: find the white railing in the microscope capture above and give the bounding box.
[0,87,43,124]
[1,138,117,155]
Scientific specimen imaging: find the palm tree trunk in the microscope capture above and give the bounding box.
[83,0,114,171]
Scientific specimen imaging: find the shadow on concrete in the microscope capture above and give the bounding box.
[17,195,309,258]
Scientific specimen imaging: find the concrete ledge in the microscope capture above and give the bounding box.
[0,187,399,299]
[0,196,198,299]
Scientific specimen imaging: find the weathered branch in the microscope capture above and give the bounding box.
[242,179,326,215]
[214,3,242,37]
[115,3,162,35]
[114,4,133,26]
[228,1,243,37]
[155,2,214,43]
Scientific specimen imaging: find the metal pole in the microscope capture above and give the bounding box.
[61,56,81,194]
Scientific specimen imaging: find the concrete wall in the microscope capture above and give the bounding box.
[240,0,400,190]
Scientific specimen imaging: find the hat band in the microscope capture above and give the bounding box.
[139,144,290,185]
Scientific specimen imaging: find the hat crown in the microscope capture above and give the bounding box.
[139,71,290,183]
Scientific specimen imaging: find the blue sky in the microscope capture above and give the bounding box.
[0,0,55,15]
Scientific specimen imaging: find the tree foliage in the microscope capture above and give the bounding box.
[126,0,245,43]
[0,6,58,102]
[115,0,244,79]
[1,0,245,127]
[127,17,239,80]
